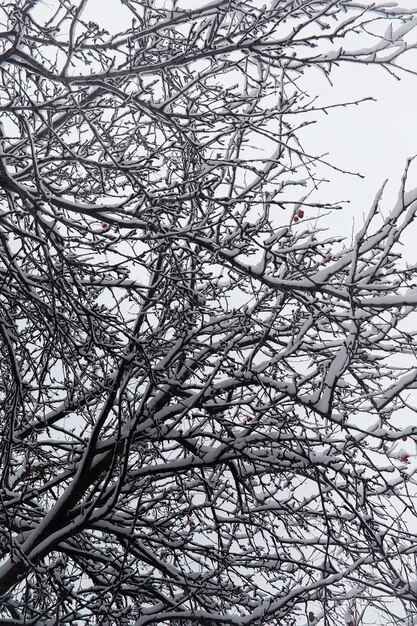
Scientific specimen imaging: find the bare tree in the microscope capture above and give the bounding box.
[0,0,417,624]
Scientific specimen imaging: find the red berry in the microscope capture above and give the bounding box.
[293,216,299,222]
[400,454,409,463]
[297,209,304,218]
[102,223,109,229]
[402,435,408,441]
[326,255,332,262]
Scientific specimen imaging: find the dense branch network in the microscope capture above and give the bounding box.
[0,0,416,625]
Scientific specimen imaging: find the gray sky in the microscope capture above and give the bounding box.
[300,46,417,239]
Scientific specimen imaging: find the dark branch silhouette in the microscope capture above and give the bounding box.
[0,1,416,625]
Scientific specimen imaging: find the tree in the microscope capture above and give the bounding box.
[0,0,417,624]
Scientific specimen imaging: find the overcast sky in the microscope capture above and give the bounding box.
[302,56,417,237]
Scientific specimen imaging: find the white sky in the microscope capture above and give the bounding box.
[301,56,417,238]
